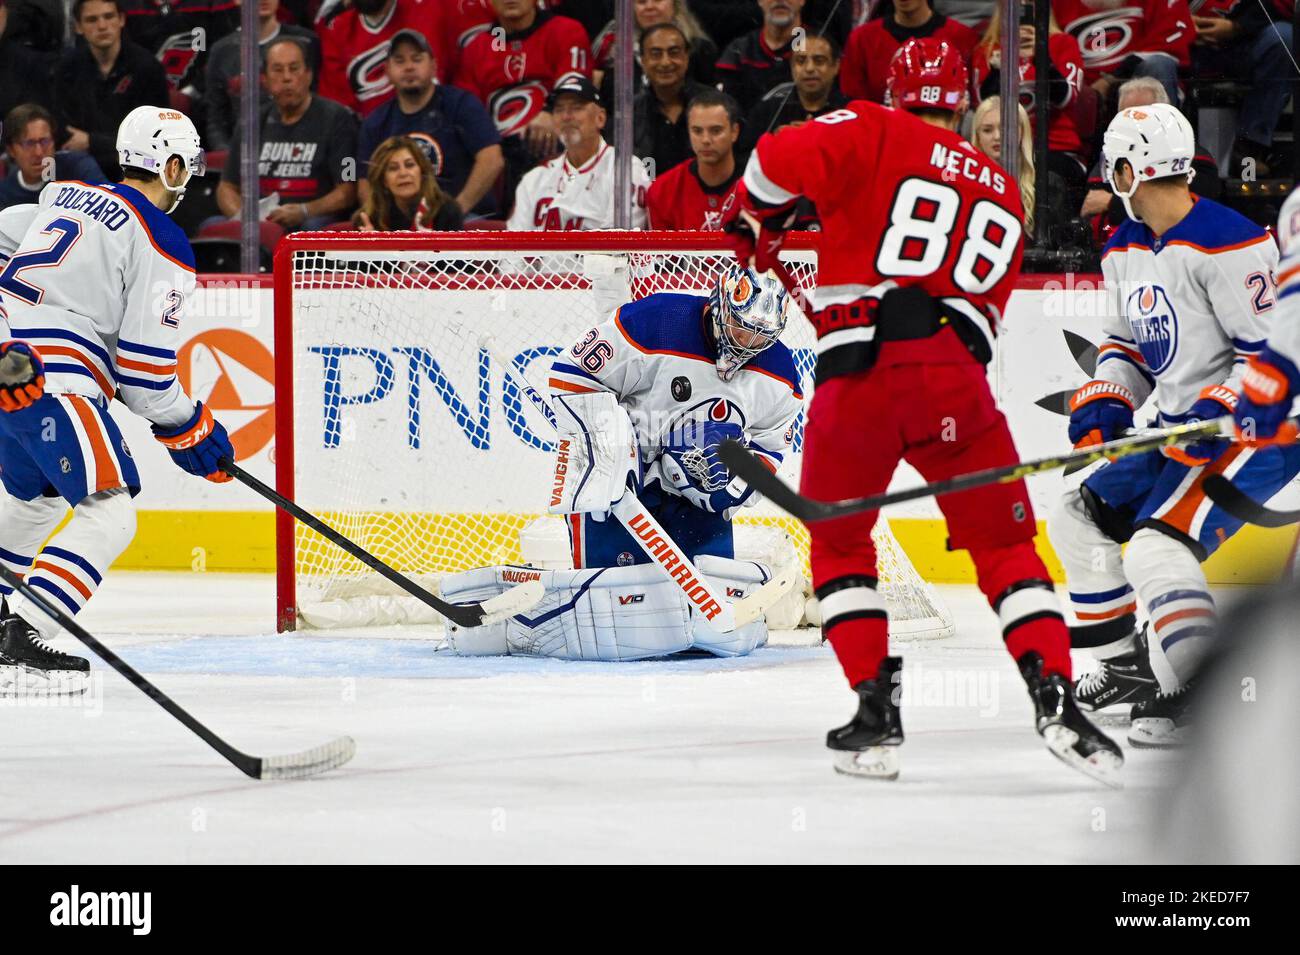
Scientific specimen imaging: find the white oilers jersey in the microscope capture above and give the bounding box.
[1098,197,1277,423]
[0,181,197,429]
[1268,189,1300,368]
[548,292,802,483]
[507,142,649,232]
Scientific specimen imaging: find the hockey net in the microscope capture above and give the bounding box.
[274,232,954,639]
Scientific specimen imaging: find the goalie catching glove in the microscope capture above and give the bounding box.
[548,390,640,518]
[658,419,758,519]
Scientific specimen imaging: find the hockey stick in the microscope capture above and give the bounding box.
[482,338,798,631]
[1203,474,1300,528]
[218,459,544,628]
[720,415,1241,524]
[0,564,355,779]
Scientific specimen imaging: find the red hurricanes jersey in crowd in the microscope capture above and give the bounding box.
[1052,0,1193,82]
[318,0,450,116]
[970,32,1087,154]
[840,15,978,103]
[447,0,496,64]
[646,160,744,230]
[745,102,1025,367]
[453,11,591,137]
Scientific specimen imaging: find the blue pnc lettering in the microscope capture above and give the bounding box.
[397,347,491,450]
[503,345,560,452]
[310,346,396,448]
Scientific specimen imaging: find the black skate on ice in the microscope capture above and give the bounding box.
[0,610,89,697]
[1074,627,1158,713]
[1128,682,1193,749]
[1019,653,1123,788]
[827,656,904,780]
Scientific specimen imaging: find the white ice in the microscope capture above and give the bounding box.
[1,572,1184,863]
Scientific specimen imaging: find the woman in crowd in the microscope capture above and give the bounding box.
[355,136,465,232]
[969,95,1038,234]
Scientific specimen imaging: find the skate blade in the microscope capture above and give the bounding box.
[831,747,900,780]
[1042,724,1124,789]
[1127,718,1190,749]
[0,664,88,699]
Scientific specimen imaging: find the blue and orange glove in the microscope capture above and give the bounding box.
[1163,385,1236,467]
[1068,380,1135,449]
[1236,349,1300,445]
[0,340,45,413]
[152,402,234,483]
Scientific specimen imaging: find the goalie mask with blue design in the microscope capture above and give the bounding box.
[709,264,790,382]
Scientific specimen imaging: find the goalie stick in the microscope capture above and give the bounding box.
[720,416,1239,523]
[482,337,798,632]
[1203,474,1300,528]
[0,564,355,780]
[219,459,544,628]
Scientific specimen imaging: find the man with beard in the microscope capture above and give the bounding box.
[318,0,449,117]
[717,0,805,113]
[646,90,744,230]
[506,76,648,230]
[632,22,713,178]
[741,30,845,155]
[357,28,503,216]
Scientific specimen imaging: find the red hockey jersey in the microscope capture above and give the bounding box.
[646,160,744,230]
[453,11,591,137]
[1052,0,1193,81]
[970,32,1087,154]
[840,15,978,104]
[318,0,450,117]
[744,102,1025,368]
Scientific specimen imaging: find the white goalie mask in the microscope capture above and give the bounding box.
[117,106,207,214]
[709,265,790,381]
[1102,103,1196,223]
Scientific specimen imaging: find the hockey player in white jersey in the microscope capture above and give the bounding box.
[441,264,802,660]
[0,107,234,695]
[1047,103,1300,746]
[505,77,649,232]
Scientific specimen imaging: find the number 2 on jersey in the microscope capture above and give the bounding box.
[0,217,83,306]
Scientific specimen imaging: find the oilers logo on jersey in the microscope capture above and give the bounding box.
[1126,284,1179,375]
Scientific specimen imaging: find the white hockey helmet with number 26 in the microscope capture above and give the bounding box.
[710,263,790,382]
[117,106,206,214]
[1102,103,1196,223]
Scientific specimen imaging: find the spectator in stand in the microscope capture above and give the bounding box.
[118,0,240,95]
[203,0,319,152]
[633,22,713,177]
[592,0,718,95]
[1193,0,1296,177]
[646,89,744,229]
[0,104,106,210]
[53,0,170,179]
[319,0,451,117]
[217,37,358,231]
[933,0,994,29]
[970,2,1086,202]
[970,95,1043,234]
[455,0,592,192]
[354,135,465,230]
[357,29,504,216]
[506,76,649,230]
[840,0,977,103]
[717,0,805,113]
[0,0,58,119]
[694,0,851,50]
[740,29,845,155]
[1052,0,1192,107]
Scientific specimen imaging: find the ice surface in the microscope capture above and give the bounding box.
[0,573,1182,863]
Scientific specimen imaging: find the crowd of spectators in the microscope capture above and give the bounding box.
[0,0,1296,265]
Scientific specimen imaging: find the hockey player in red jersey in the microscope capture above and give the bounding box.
[727,38,1122,785]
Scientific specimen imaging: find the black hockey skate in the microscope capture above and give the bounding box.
[0,610,89,697]
[1128,682,1193,749]
[827,656,904,780]
[1019,653,1123,788]
[1074,627,1158,713]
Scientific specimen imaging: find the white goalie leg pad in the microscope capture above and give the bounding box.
[1047,487,1138,659]
[438,566,519,654]
[691,555,771,656]
[549,390,639,516]
[1122,528,1216,693]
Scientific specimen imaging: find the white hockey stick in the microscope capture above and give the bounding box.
[484,337,798,632]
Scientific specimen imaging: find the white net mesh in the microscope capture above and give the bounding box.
[280,235,953,639]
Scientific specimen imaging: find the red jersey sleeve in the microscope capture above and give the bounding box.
[1136,0,1193,65]
[318,20,355,110]
[548,16,593,80]
[1048,31,1085,109]
[839,25,872,101]
[646,174,673,229]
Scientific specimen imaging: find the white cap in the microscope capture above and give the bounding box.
[116,106,206,213]
[1102,103,1196,222]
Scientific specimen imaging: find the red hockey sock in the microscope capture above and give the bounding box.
[825,616,889,687]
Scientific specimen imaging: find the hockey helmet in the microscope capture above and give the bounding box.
[117,106,206,214]
[709,263,789,381]
[886,38,968,115]
[1102,103,1196,222]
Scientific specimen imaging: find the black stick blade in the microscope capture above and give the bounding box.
[1203,475,1300,528]
[720,440,824,522]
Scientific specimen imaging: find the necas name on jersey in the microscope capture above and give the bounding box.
[929,143,1008,196]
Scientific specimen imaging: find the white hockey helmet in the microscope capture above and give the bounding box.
[117,106,206,213]
[709,264,790,381]
[1102,103,1196,222]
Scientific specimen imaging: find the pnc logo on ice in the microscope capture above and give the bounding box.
[49,885,151,936]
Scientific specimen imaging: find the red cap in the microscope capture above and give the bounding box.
[885,38,968,114]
